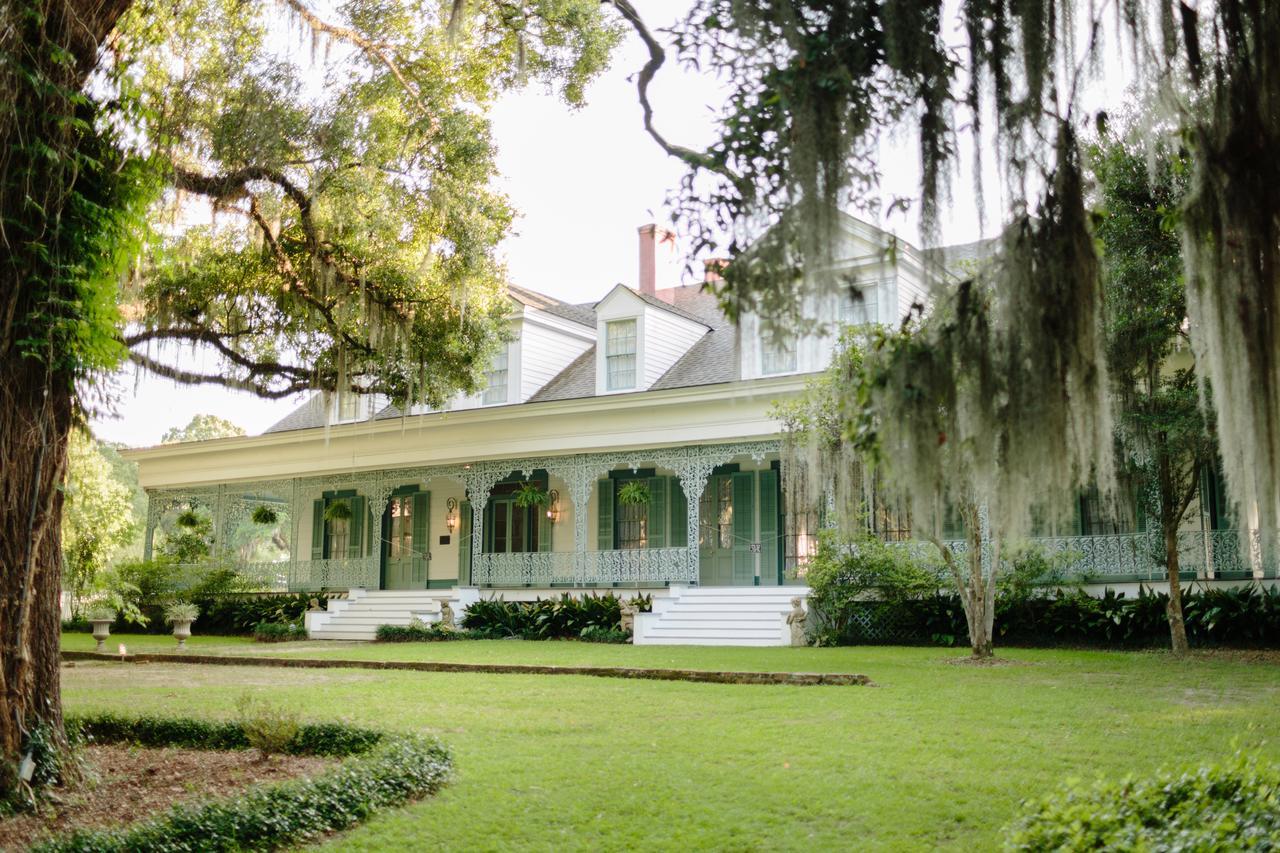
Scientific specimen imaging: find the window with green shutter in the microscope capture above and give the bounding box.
[758,469,780,585]
[597,479,614,550]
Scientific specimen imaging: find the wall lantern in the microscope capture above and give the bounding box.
[545,490,561,524]
[445,497,459,531]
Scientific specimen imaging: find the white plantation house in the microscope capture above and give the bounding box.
[125,218,1275,645]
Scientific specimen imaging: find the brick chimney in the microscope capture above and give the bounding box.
[638,223,678,298]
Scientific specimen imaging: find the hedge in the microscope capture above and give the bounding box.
[65,593,332,637]
[376,623,505,642]
[37,713,451,852]
[1004,754,1280,850]
[815,584,1280,648]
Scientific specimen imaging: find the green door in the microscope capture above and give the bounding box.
[383,492,429,589]
[699,475,736,585]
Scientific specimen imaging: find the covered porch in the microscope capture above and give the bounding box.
[141,440,789,592]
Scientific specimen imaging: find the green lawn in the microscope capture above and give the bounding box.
[58,639,1280,851]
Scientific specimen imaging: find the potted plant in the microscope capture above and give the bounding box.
[512,481,549,509]
[617,481,651,506]
[324,499,353,523]
[86,604,116,652]
[165,602,200,651]
[175,508,203,529]
[251,504,279,525]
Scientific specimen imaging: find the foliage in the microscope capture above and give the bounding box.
[96,592,330,636]
[376,623,503,642]
[323,500,353,523]
[813,584,1280,649]
[39,714,449,853]
[163,602,199,624]
[235,694,301,760]
[1004,754,1280,851]
[83,604,116,623]
[250,505,279,526]
[1093,129,1212,653]
[108,0,622,408]
[159,414,245,444]
[460,594,650,640]
[511,481,549,509]
[252,621,307,642]
[61,431,139,617]
[616,481,651,506]
[158,511,212,563]
[578,626,630,644]
[67,712,383,758]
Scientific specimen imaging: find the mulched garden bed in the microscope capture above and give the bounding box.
[0,744,335,851]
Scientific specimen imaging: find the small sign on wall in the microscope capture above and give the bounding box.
[439,535,450,545]
[749,542,762,554]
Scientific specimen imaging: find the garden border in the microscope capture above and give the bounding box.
[61,650,872,686]
[30,712,452,852]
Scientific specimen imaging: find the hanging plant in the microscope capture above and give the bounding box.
[251,504,279,525]
[175,509,202,529]
[617,481,651,506]
[512,481,549,509]
[324,500,353,522]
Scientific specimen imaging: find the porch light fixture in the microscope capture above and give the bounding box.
[445,497,459,531]
[545,490,561,524]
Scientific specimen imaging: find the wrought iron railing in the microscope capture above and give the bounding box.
[907,529,1266,582]
[287,556,380,591]
[471,548,696,587]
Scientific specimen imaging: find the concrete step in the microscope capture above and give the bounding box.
[309,629,379,641]
[637,636,784,647]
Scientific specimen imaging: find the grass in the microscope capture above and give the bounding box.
[58,638,1280,851]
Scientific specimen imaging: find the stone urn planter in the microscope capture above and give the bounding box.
[90,619,113,652]
[164,602,200,652]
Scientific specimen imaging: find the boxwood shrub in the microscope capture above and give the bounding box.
[252,621,308,642]
[1004,754,1280,850]
[375,623,506,642]
[39,713,451,852]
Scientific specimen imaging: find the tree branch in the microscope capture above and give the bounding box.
[123,326,312,381]
[601,0,721,172]
[126,351,311,399]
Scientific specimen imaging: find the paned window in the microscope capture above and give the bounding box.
[327,516,350,557]
[483,346,509,405]
[606,319,637,390]
[617,499,648,550]
[699,477,734,548]
[387,496,413,559]
[337,391,361,422]
[760,334,797,375]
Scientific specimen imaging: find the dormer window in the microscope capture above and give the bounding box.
[482,345,509,405]
[606,319,637,391]
[761,335,797,375]
[336,391,361,422]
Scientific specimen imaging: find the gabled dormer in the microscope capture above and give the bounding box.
[593,284,709,395]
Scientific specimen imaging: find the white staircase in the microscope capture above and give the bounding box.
[306,588,479,641]
[633,585,809,646]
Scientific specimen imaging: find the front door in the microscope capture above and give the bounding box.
[382,492,428,589]
[699,476,737,585]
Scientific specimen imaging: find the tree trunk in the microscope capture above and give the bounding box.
[1163,522,1190,655]
[0,356,74,802]
[934,504,996,658]
[0,0,136,803]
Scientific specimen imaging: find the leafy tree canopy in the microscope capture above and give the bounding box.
[160,414,247,444]
[62,430,138,615]
[112,0,621,408]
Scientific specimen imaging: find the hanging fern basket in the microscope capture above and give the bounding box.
[324,500,353,522]
[175,509,202,529]
[251,505,279,525]
[512,481,549,509]
[617,481,651,506]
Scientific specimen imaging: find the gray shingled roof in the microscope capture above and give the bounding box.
[526,345,597,403]
[608,285,712,327]
[508,284,595,327]
[264,395,327,434]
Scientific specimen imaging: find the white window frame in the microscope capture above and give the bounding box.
[760,334,797,375]
[482,345,509,405]
[336,391,362,423]
[606,319,638,391]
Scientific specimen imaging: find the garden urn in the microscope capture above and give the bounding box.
[172,619,194,651]
[90,619,112,652]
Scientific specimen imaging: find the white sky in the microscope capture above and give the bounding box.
[92,0,1130,448]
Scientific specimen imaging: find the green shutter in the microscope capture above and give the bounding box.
[669,478,688,548]
[731,472,756,585]
[758,469,780,586]
[648,477,667,548]
[459,502,472,584]
[538,503,552,552]
[1072,493,1085,536]
[311,499,325,560]
[597,479,614,550]
[412,491,430,584]
[348,495,366,559]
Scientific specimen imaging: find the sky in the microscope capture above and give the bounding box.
[91,0,1090,448]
